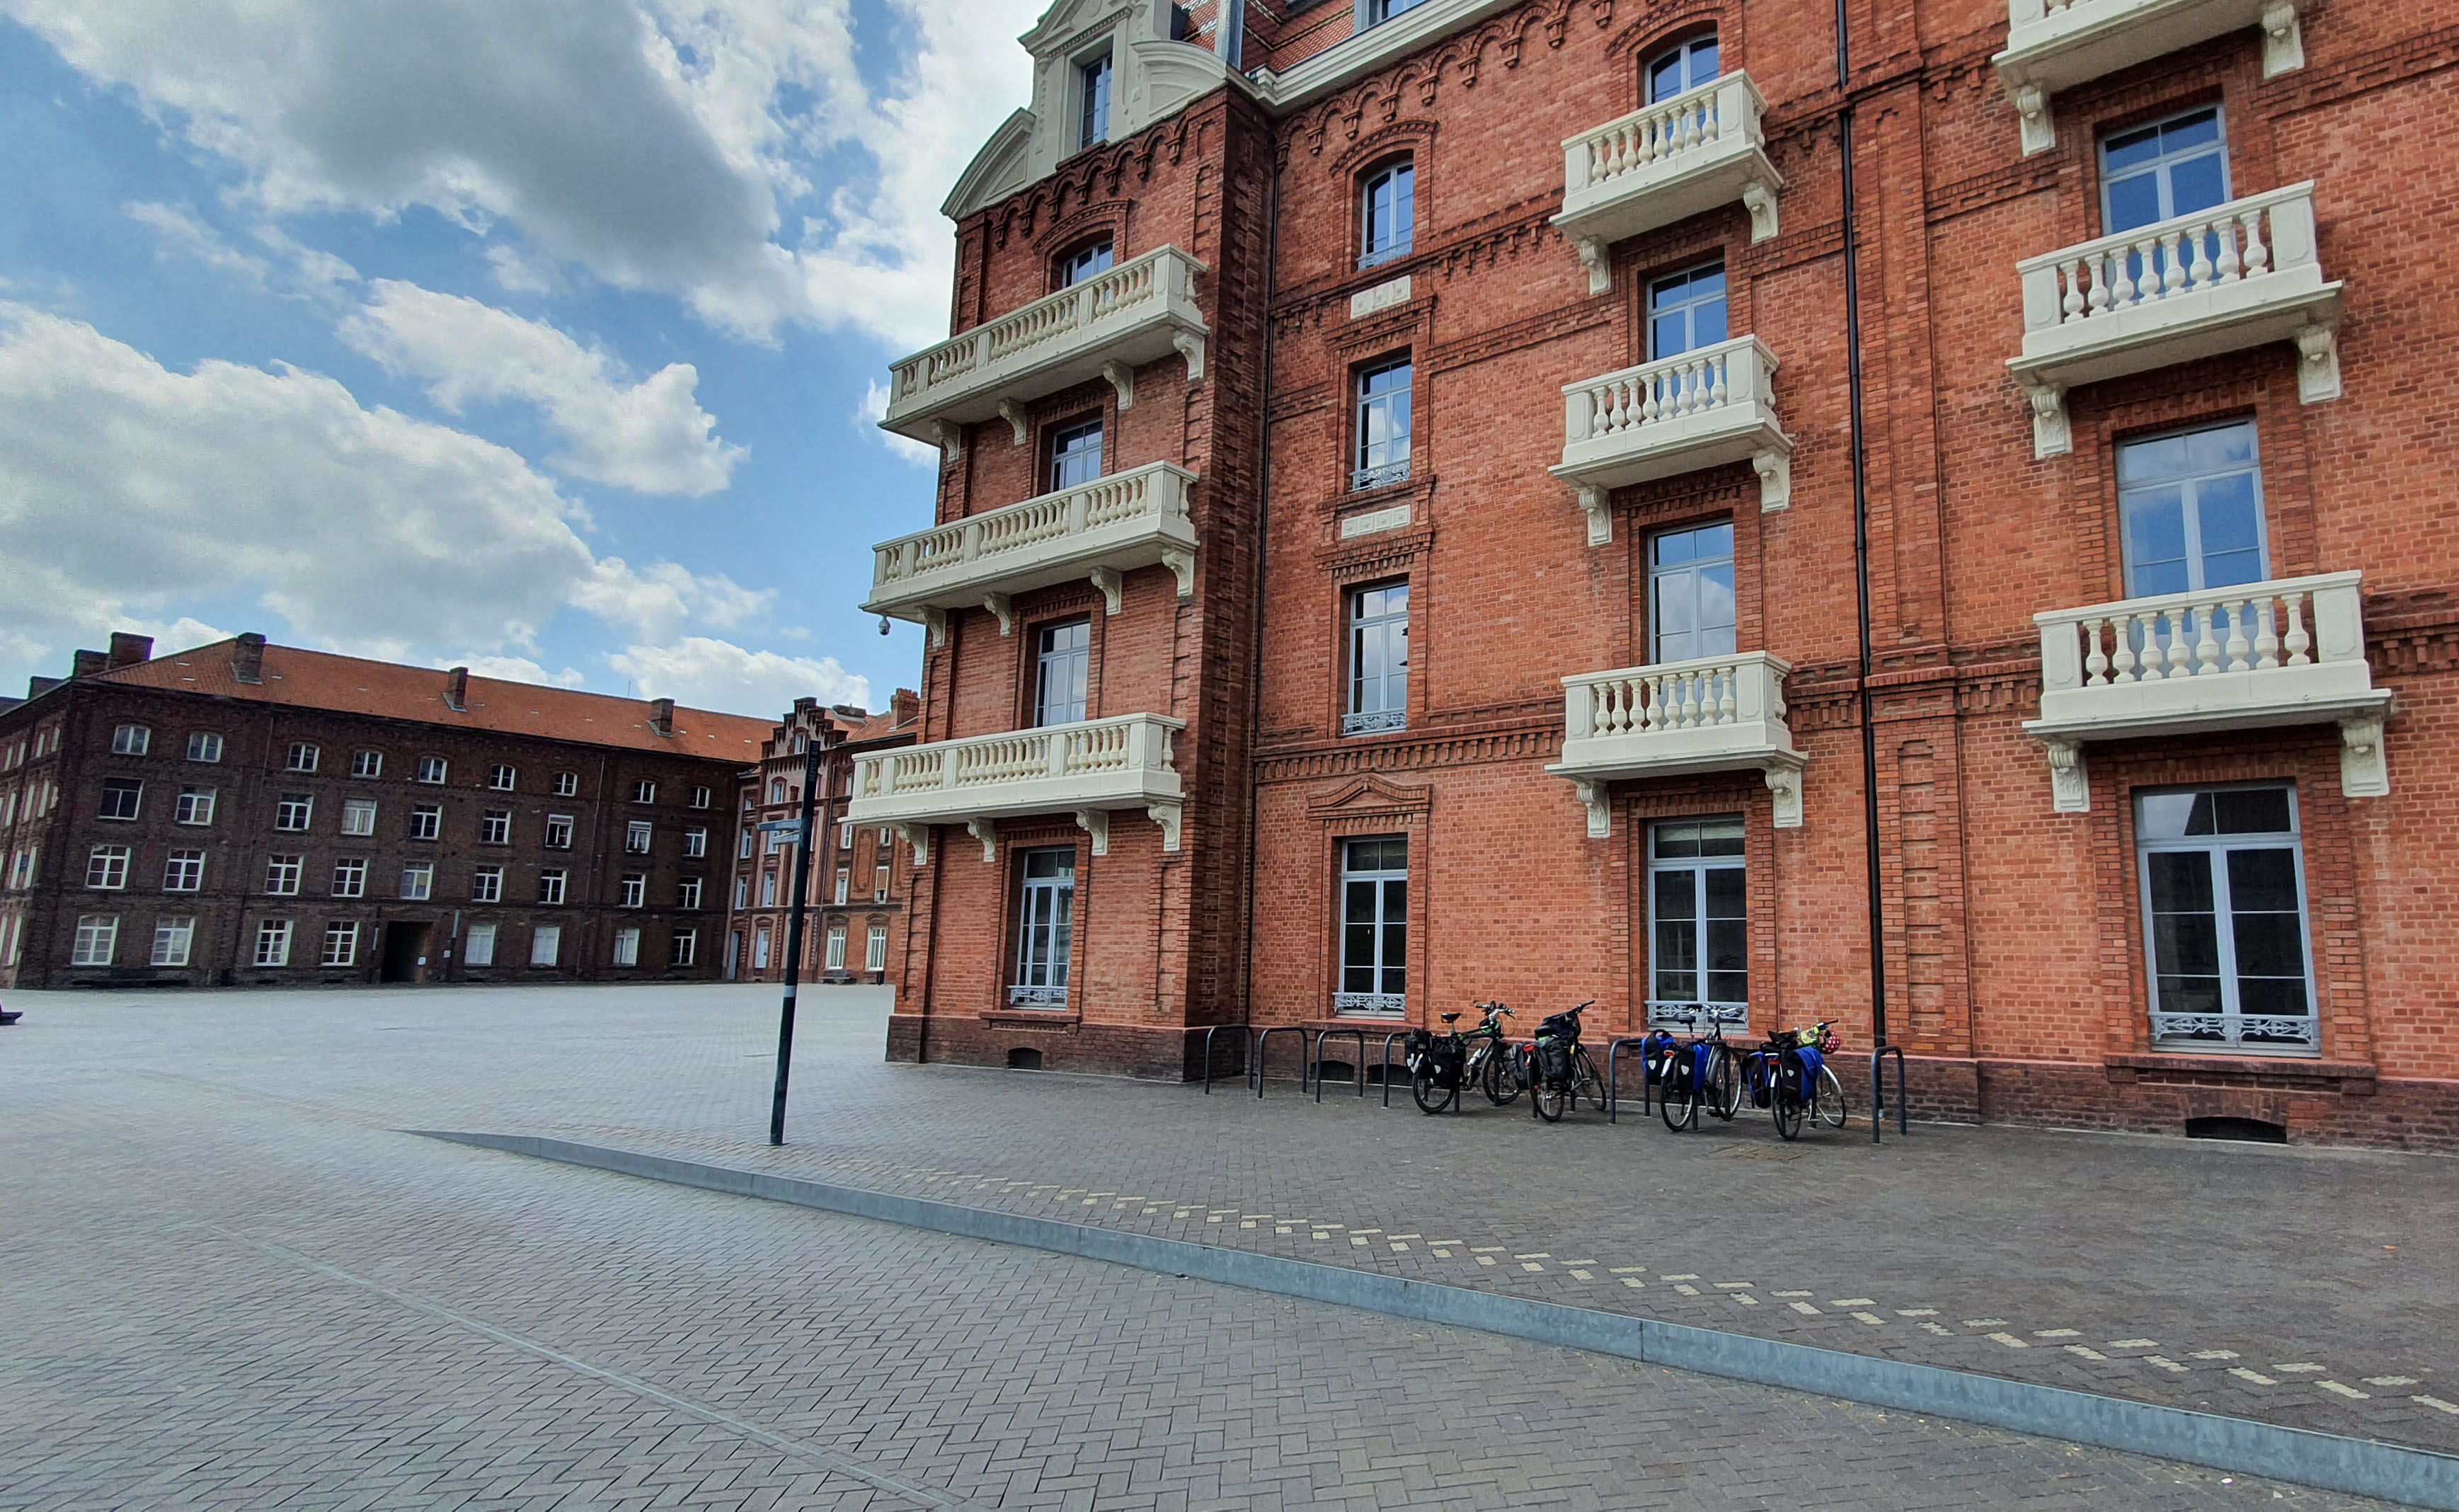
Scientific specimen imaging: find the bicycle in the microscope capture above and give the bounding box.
[1649,1006,1741,1133]
[1404,1002,1519,1113]
[1742,1022,1852,1140]
[1529,1002,1604,1123]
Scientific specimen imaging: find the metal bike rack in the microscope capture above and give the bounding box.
[1380,1032,1406,1108]
[1870,1043,1908,1143]
[1200,1023,1242,1094]
[1605,1036,1656,1124]
[1314,1027,1370,1103]
[1251,1025,1309,1099]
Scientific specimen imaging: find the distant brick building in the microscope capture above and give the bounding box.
[0,634,770,988]
[844,0,2459,1147]
[725,694,922,986]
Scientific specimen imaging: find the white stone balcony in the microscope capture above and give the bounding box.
[1552,74,1782,294]
[879,247,1209,456]
[1546,653,1805,837]
[2009,183,2342,459]
[847,714,1186,862]
[1995,0,2304,154]
[2024,571,2390,813]
[1551,336,1792,544]
[863,463,1198,646]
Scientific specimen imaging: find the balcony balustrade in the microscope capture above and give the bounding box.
[879,247,1208,457]
[1994,0,2304,155]
[1552,336,1792,544]
[864,462,1198,646]
[2024,571,2390,812]
[2010,183,2341,459]
[1554,74,1781,294]
[847,714,1186,862]
[1546,652,1805,837]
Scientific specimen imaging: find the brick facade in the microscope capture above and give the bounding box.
[0,636,765,990]
[875,0,2459,1149]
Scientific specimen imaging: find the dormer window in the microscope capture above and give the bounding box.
[1059,239,1115,288]
[1360,157,1415,270]
[1078,51,1113,150]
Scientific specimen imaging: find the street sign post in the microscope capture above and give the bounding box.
[769,742,822,1146]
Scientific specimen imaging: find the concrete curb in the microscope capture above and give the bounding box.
[415,1130,2459,1511]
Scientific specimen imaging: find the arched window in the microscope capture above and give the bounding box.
[1359,156,1414,270]
[1647,33,1719,103]
[1057,237,1114,288]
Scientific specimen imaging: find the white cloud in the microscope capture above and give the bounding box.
[126,201,268,282]
[607,636,869,719]
[0,304,757,669]
[859,378,941,466]
[339,280,745,497]
[6,0,1043,348]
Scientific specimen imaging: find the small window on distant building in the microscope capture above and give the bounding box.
[263,854,303,895]
[286,743,320,774]
[187,733,223,763]
[330,858,367,899]
[632,779,657,804]
[866,922,888,973]
[684,827,708,859]
[472,866,503,904]
[612,927,641,967]
[321,922,360,968]
[626,820,653,854]
[153,916,195,968]
[825,921,847,971]
[254,919,293,968]
[409,806,442,842]
[530,924,562,967]
[670,929,698,968]
[489,764,517,791]
[678,876,704,910]
[538,869,567,906]
[176,786,217,826]
[466,924,498,967]
[689,786,711,809]
[621,874,646,909]
[341,798,377,836]
[99,779,144,821]
[1078,50,1113,149]
[274,793,314,832]
[1359,157,1414,270]
[352,750,384,779]
[400,862,434,902]
[544,815,573,850]
[481,810,511,845]
[554,772,579,798]
[166,849,207,893]
[111,725,151,757]
[72,914,119,967]
[416,757,448,785]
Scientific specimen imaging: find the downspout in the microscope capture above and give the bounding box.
[1835,0,1888,1048]
[1237,92,1283,1055]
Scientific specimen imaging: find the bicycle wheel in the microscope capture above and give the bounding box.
[1573,1048,1603,1111]
[1411,1063,1456,1115]
[1481,1043,1522,1106]
[1659,1054,1699,1132]
[1704,1043,1741,1122]
[1772,1055,1806,1140]
[1532,1054,1568,1123]
[1813,1063,1850,1129]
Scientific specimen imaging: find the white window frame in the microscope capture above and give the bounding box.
[554,772,579,798]
[538,869,567,906]
[626,820,653,854]
[274,793,314,832]
[481,809,512,845]
[187,732,223,763]
[825,922,847,970]
[465,923,498,968]
[98,779,144,822]
[165,850,207,893]
[332,858,367,899]
[684,827,708,859]
[286,743,320,774]
[253,919,293,968]
[1033,619,1091,729]
[86,846,131,891]
[1359,156,1415,270]
[690,786,711,809]
[112,724,151,756]
[670,928,698,968]
[631,779,657,804]
[152,916,195,967]
[409,806,442,842]
[1646,816,1750,1026]
[1344,583,1409,736]
[472,866,503,904]
[399,862,434,902]
[1009,847,1074,1008]
[835,868,851,906]
[1334,835,1408,1016]
[866,922,888,973]
[72,914,120,966]
[621,874,646,908]
[1649,522,1738,665]
[678,876,704,910]
[176,786,218,826]
[612,927,641,967]
[321,921,359,968]
[489,764,517,791]
[1076,46,1113,150]
[545,815,574,850]
[416,757,448,786]
[2137,784,2319,1053]
[351,750,383,779]
[264,854,303,896]
[1351,357,1413,492]
[529,924,562,967]
[340,798,377,836]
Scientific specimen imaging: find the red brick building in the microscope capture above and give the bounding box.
[0,634,767,989]
[726,694,922,986]
[854,0,2459,1146]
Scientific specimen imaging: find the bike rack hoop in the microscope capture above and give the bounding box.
[1314,1027,1370,1103]
[1380,1031,1406,1109]
[1200,1024,1240,1095]
[1251,1025,1309,1099]
[1871,1043,1908,1143]
[1604,1036,1657,1125]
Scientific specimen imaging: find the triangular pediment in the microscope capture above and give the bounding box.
[1022,0,1137,50]
[943,109,1037,221]
[1305,774,1433,818]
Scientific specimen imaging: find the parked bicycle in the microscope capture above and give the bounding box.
[1741,1022,1852,1140]
[1647,1007,1741,1133]
[1402,1002,1520,1114]
[1529,1002,1604,1123]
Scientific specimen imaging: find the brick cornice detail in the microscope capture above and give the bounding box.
[1254,720,1558,784]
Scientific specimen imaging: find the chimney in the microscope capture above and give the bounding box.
[892,688,922,727]
[444,666,469,712]
[27,676,62,700]
[232,633,266,685]
[648,697,675,737]
[108,632,154,669]
[70,648,108,680]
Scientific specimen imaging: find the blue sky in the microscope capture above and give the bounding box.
[0,0,1048,718]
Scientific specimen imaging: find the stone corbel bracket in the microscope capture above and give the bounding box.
[1754,449,1792,512]
[2042,738,2089,813]
[1148,801,1183,852]
[1101,361,1136,411]
[984,592,1014,636]
[1172,333,1206,385]
[1074,808,1110,857]
[968,816,997,863]
[997,400,1029,446]
[1090,566,1124,615]
[1578,485,1612,547]
[2262,0,2305,76]
[1160,547,1196,600]
[2340,715,2389,798]
[1742,180,1779,244]
[922,607,948,651]
[1762,758,1806,829]
[1573,778,1610,840]
[2013,84,2055,157]
[896,822,932,869]
[1576,238,1611,297]
[2024,382,2073,460]
[2295,322,2342,405]
[933,420,965,464]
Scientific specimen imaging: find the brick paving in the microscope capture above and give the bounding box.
[0,983,2450,1510]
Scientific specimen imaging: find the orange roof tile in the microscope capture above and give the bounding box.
[102,638,779,761]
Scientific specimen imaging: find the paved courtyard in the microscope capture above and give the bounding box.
[1,983,2448,1509]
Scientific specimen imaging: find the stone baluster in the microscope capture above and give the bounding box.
[2194,602,2223,676]
[2242,206,2271,277]
[1708,351,1730,408]
[2252,594,2281,670]
[2160,229,2188,296]
[2283,592,2312,665]
[2159,608,2191,678]
[1716,667,1738,723]
[2083,619,2111,686]
[2061,260,2087,323]
[2110,615,2140,683]
[2222,600,2252,672]
[2189,222,2216,290]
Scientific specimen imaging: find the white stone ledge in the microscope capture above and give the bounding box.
[1546,652,1804,837]
[847,714,1186,861]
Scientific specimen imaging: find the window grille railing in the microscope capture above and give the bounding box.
[1350,459,1411,493]
[1341,709,1407,737]
[1007,985,1070,1009]
[1332,992,1406,1016]
[2151,1012,2317,1048]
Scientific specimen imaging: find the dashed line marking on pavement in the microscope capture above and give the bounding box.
[1791,1302,1823,1315]
[1897,1309,1939,1317]
[2065,1346,2110,1361]
[2110,1339,2160,1350]
[2034,1329,2080,1339]
[2145,1356,2190,1374]
[1964,1319,2008,1329]
[1831,1298,1875,1308]
[2414,1396,2459,1416]
[2319,1382,2371,1399]
[1852,1312,1886,1327]
[1988,1333,2030,1349]
[2191,1351,2240,1361]
[2366,1377,2419,1388]
[2274,1363,2325,1374]
[2230,1368,2279,1386]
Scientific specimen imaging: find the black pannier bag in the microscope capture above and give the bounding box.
[1537,1012,1582,1046]
[1535,1037,1574,1089]
[1426,1038,1466,1089]
[1402,1028,1433,1069]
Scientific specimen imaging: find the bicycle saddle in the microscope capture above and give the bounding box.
[1439,1012,1461,1024]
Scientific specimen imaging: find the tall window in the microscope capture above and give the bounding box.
[866,922,889,973]
[1352,359,1412,491]
[753,925,772,970]
[1647,33,1719,102]
[670,929,698,968]
[825,921,848,971]
[72,914,119,966]
[1078,51,1112,149]
[2120,421,2265,597]
[254,920,292,968]
[1360,157,1414,269]
[153,917,195,968]
[685,827,709,859]
[321,922,359,968]
[1058,239,1114,288]
[874,861,891,903]
[166,851,207,893]
[1010,848,1074,1008]
[678,876,704,909]
[613,928,641,968]
[466,924,498,968]
[1344,583,1410,736]
[1336,836,1408,1015]
[331,858,367,899]
[1047,418,1104,493]
[531,925,562,968]
[1650,818,1748,1024]
[538,869,567,906]
[2139,786,2315,1050]
[621,874,646,908]
[1034,619,1091,728]
[1647,263,1729,360]
[1649,523,1738,663]
[2102,107,2228,236]
[835,867,851,905]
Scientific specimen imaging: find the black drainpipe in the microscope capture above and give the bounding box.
[1238,98,1283,1052]
[1835,0,1888,1048]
